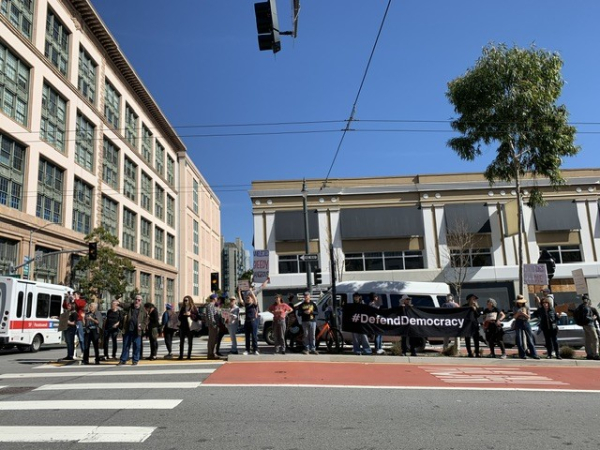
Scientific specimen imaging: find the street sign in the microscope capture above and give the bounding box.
[300,254,318,261]
[523,264,548,286]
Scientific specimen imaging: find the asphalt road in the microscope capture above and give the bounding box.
[1,342,599,449]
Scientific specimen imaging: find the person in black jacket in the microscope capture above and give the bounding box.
[103,300,122,360]
[534,297,561,359]
[145,303,160,360]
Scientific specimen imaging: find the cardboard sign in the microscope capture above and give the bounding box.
[572,269,588,295]
[523,264,548,286]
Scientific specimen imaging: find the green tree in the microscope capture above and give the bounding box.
[73,227,135,304]
[446,43,579,295]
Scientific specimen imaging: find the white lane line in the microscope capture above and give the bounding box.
[35,382,202,390]
[200,383,600,393]
[0,368,215,379]
[0,399,181,410]
[0,426,155,443]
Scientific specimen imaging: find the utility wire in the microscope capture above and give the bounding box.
[321,0,393,189]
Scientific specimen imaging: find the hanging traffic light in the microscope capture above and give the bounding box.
[254,0,280,53]
[88,242,98,261]
[538,249,556,281]
[210,272,220,291]
[314,267,322,285]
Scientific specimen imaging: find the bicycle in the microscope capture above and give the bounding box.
[315,317,344,353]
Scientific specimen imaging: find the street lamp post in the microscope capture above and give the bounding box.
[302,179,312,293]
[27,221,57,280]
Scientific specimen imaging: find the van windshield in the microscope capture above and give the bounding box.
[390,294,435,308]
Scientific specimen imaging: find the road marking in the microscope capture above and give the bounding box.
[0,399,181,410]
[420,366,569,385]
[34,382,202,390]
[0,368,215,379]
[0,426,155,443]
[200,383,600,393]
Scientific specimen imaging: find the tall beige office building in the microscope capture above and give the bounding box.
[0,0,220,308]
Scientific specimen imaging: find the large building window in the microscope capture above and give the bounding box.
[155,141,164,176]
[104,80,120,129]
[154,227,164,262]
[72,178,92,234]
[139,272,150,298]
[166,233,175,265]
[192,179,199,214]
[101,195,118,238]
[155,183,164,221]
[122,207,137,252]
[77,47,96,104]
[539,245,583,264]
[344,251,424,272]
[141,171,152,212]
[40,83,66,152]
[166,155,175,186]
[450,248,493,268]
[154,275,163,307]
[0,133,25,210]
[193,260,199,296]
[140,218,152,257]
[124,104,138,148]
[44,9,69,75]
[123,157,137,201]
[141,124,152,164]
[0,237,19,274]
[102,137,119,189]
[0,42,30,125]
[166,194,175,227]
[1,0,34,40]
[278,255,317,274]
[166,278,175,305]
[75,112,95,172]
[34,245,59,283]
[193,220,199,255]
[36,158,63,223]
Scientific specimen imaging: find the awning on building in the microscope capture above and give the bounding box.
[274,210,319,241]
[339,207,424,239]
[534,200,581,231]
[444,203,491,234]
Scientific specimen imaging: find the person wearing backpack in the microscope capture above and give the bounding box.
[576,294,600,360]
[162,303,179,359]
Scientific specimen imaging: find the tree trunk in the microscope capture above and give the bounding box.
[515,172,524,296]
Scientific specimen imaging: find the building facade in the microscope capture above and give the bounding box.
[0,0,220,308]
[250,169,600,311]
[222,238,248,296]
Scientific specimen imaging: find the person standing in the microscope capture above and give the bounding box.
[268,294,293,354]
[462,294,482,357]
[534,297,561,359]
[513,295,540,360]
[178,296,198,360]
[577,294,600,360]
[369,293,385,355]
[145,303,159,360]
[118,295,149,366]
[442,294,459,352]
[297,291,319,355]
[225,296,240,354]
[161,303,178,359]
[206,294,220,359]
[482,298,506,359]
[103,300,122,360]
[242,287,260,355]
[83,302,103,365]
[62,301,78,361]
[351,293,372,355]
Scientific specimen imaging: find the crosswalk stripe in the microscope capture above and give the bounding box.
[0,399,181,410]
[34,382,202,390]
[0,368,215,379]
[0,426,155,443]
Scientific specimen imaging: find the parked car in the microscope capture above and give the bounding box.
[502,313,584,349]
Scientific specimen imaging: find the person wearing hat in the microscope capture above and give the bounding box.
[462,294,483,357]
[102,299,122,361]
[399,295,418,357]
[161,303,178,359]
[351,293,372,355]
[297,291,319,355]
[513,295,540,360]
[482,298,506,358]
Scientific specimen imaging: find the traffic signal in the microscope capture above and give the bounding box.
[254,0,280,53]
[538,249,556,281]
[210,272,220,291]
[314,267,322,285]
[88,242,98,261]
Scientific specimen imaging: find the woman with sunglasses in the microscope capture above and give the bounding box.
[178,295,198,359]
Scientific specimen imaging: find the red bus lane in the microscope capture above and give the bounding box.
[202,362,600,391]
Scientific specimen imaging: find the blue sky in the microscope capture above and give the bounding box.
[92,1,600,250]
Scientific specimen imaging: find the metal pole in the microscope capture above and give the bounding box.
[27,222,58,280]
[330,243,338,328]
[302,179,312,293]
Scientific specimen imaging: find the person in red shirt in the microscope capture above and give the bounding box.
[268,294,293,354]
[63,291,87,357]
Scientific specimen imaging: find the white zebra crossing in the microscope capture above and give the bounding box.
[0,426,155,443]
[0,368,215,378]
[34,381,202,390]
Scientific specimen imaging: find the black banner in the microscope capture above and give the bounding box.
[341,304,478,338]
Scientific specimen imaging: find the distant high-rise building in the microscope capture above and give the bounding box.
[222,238,247,296]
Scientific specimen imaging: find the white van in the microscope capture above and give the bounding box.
[0,277,70,352]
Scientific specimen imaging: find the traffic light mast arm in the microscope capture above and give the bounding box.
[8,248,88,274]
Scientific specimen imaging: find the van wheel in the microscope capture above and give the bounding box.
[29,334,43,352]
[263,323,274,345]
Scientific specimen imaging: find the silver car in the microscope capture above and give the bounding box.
[502,313,584,349]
